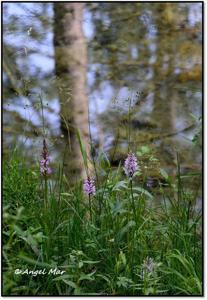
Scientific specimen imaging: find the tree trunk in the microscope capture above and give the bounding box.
[53,3,90,180]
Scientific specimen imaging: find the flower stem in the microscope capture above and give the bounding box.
[130,179,137,224]
[88,194,92,222]
[44,177,48,209]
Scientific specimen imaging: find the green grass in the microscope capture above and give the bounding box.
[2,149,202,296]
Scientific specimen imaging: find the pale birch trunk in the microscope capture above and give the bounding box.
[53,3,90,180]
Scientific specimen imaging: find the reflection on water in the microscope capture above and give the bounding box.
[87,3,202,178]
[3,3,202,185]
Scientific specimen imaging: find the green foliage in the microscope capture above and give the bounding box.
[2,149,202,295]
[3,154,39,209]
[162,250,202,295]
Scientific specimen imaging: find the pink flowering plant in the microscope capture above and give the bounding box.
[40,139,52,208]
[124,152,139,224]
[40,139,52,177]
[83,177,96,221]
[124,152,139,178]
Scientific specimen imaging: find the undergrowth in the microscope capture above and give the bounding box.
[2,145,202,296]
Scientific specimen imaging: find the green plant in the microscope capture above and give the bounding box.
[2,146,202,295]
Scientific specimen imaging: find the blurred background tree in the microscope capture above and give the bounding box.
[53,3,90,180]
[3,2,202,180]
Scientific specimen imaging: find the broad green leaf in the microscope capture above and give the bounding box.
[96,274,111,284]
[133,187,153,199]
[79,270,96,281]
[62,280,77,289]
[112,181,128,191]
[78,261,84,268]
[60,192,71,197]
[19,255,51,268]
[82,260,100,264]
[112,201,127,215]
[53,274,73,281]
[117,221,136,241]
